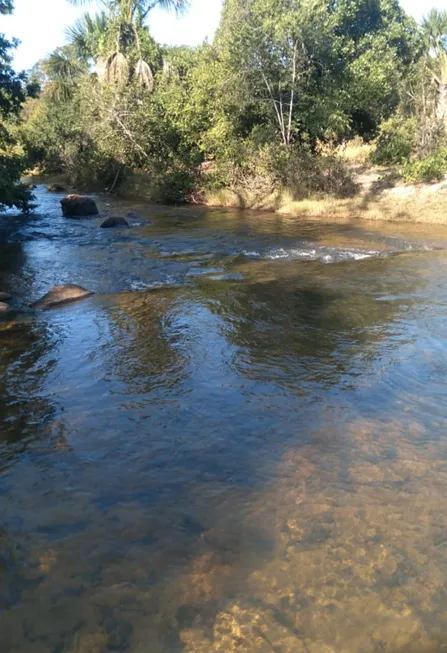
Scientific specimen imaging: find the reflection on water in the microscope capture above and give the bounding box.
[1,187,447,651]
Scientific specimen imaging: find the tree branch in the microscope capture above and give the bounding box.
[261,71,286,144]
[287,40,298,146]
[111,112,148,158]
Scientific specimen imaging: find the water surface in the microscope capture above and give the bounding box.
[1,187,447,652]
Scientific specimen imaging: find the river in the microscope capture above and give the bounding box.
[1,186,447,652]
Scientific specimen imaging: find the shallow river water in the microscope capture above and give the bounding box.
[1,187,447,652]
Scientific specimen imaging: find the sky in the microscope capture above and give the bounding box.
[1,0,447,72]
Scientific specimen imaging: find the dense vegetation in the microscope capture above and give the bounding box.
[0,0,36,211]
[4,0,447,210]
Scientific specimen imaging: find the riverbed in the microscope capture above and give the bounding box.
[1,186,447,652]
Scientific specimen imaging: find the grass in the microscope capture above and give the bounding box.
[204,179,447,224]
[328,137,374,166]
[33,152,447,225]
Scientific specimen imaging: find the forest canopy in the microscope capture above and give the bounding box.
[3,0,447,209]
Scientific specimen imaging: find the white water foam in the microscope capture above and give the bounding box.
[130,278,180,291]
[243,245,380,263]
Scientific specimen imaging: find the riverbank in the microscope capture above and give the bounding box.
[114,163,447,225]
[203,165,447,224]
[28,162,447,225]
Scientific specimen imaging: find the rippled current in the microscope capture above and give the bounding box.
[1,187,447,652]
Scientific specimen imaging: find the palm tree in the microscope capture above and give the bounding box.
[42,45,88,101]
[64,0,188,89]
[65,11,110,62]
[422,9,447,121]
[422,9,447,55]
[67,1,188,22]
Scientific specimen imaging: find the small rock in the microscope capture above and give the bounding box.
[0,292,12,301]
[48,184,66,193]
[27,183,37,190]
[61,195,98,218]
[32,284,94,310]
[100,217,129,229]
[0,302,10,313]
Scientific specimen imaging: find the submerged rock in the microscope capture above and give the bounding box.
[32,284,94,310]
[100,217,129,229]
[0,292,12,301]
[48,184,66,193]
[61,195,98,218]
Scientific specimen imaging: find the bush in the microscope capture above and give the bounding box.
[371,117,418,165]
[0,152,35,212]
[205,143,357,201]
[151,165,198,204]
[402,150,447,183]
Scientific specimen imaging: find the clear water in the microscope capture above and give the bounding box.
[1,187,447,652]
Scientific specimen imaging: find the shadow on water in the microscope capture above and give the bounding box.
[1,192,447,651]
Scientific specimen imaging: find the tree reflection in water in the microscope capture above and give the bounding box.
[0,212,447,651]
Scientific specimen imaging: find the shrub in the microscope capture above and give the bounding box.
[0,151,35,212]
[205,142,357,201]
[371,117,418,165]
[402,150,447,183]
[151,165,198,204]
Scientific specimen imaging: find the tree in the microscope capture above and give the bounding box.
[422,9,447,122]
[0,0,34,211]
[66,0,188,87]
[42,46,88,101]
[216,0,418,147]
[216,0,342,146]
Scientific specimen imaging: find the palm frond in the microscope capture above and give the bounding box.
[422,8,447,55]
[46,80,76,103]
[96,56,108,82]
[135,58,154,90]
[140,0,190,21]
[43,46,87,82]
[162,58,174,78]
[155,0,189,13]
[65,11,109,60]
[104,51,129,85]
[66,0,111,6]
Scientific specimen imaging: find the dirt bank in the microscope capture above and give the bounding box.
[203,165,447,225]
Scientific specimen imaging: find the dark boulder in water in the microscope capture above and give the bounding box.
[32,284,94,310]
[100,217,129,229]
[61,194,98,217]
[48,184,66,192]
[0,292,12,301]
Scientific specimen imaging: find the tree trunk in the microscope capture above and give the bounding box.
[436,81,447,123]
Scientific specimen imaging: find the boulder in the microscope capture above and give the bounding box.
[48,184,66,193]
[61,195,99,218]
[0,292,12,301]
[0,302,10,313]
[32,284,94,310]
[100,217,129,229]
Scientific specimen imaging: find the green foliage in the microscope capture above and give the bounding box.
[0,149,34,211]
[216,0,418,146]
[422,8,447,55]
[65,11,110,61]
[19,0,430,205]
[371,116,418,165]
[204,142,356,201]
[0,0,34,212]
[402,150,447,183]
